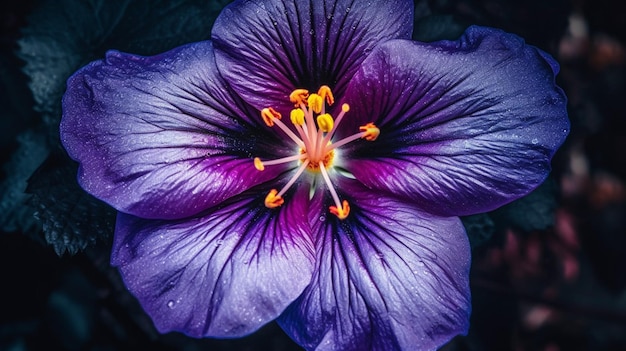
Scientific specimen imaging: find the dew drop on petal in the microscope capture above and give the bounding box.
[167,300,175,309]
[531,138,539,144]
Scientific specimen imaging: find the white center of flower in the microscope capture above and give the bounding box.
[253,86,379,219]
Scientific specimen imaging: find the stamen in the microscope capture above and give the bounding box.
[290,108,305,126]
[261,107,281,127]
[326,122,379,151]
[317,85,334,106]
[307,94,323,114]
[277,160,310,197]
[261,109,305,148]
[290,89,309,106]
[301,101,316,149]
[264,189,284,208]
[319,161,349,219]
[335,103,350,128]
[329,200,350,220]
[256,86,377,218]
[360,123,380,141]
[263,160,311,209]
[317,114,334,133]
[254,154,307,171]
[321,103,349,146]
[254,157,264,171]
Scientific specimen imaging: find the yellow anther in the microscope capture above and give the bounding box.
[341,103,350,112]
[307,94,323,114]
[261,107,281,127]
[290,108,305,126]
[264,189,284,208]
[359,123,380,141]
[317,113,334,133]
[289,89,309,106]
[317,85,334,106]
[329,200,350,220]
[254,157,265,171]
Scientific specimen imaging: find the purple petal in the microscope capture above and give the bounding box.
[278,180,471,351]
[111,184,315,338]
[212,0,413,112]
[339,26,569,216]
[61,41,289,220]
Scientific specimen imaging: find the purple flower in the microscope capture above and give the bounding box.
[60,0,568,350]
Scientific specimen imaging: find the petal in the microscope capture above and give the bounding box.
[212,0,413,112]
[340,26,569,216]
[111,183,315,338]
[61,41,290,220]
[278,180,471,351]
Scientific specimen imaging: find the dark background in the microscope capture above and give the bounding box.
[1,0,625,350]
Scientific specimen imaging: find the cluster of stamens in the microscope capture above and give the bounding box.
[254,86,379,220]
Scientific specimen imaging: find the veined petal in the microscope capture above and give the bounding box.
[278,180,471,351]
[341,26,569,216]
[212,0,413,111]
[111,184,314,338]
[61,41,290,220]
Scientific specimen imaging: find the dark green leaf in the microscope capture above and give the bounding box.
[26,151,116,256]
[492,178,559,232]
[413,14,467,42]
[462,213,495,249]
[0,128,49,234]
[0,53,38,149]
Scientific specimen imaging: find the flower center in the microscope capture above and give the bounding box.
[253,86,379,220]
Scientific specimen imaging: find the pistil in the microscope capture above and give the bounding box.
[254,86,379,219]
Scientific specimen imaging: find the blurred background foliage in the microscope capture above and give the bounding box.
[1,0,625,350]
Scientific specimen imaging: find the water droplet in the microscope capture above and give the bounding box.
[167,300,175,308]
[374,252,384,259]
[319,215,326,222]
[215,239,224,247]
[417,260,425,267]
[531,138,538,144]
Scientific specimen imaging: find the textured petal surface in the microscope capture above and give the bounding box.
[61,41,290,220]
[340,26,569,216]
[278,179,471,351]
[212,0,413,112]
[111,184,314,338]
